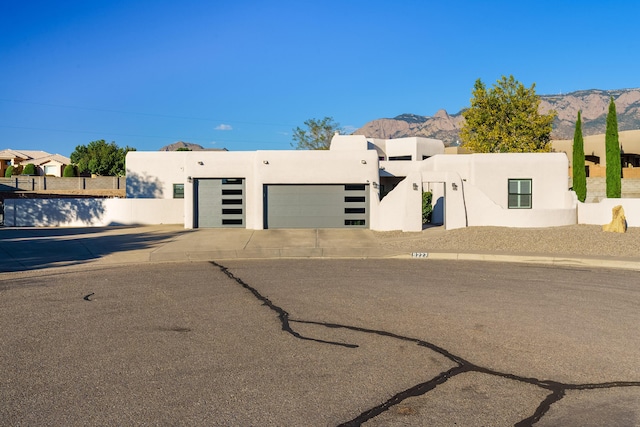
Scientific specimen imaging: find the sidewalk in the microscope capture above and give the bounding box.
[1,225,639,273]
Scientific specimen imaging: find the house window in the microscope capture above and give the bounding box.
[508,179,532,209]
[173,183,184,199]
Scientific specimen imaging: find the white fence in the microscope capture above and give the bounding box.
[578,199,640,227]
[2,196,640,229]
[2,198,184,227]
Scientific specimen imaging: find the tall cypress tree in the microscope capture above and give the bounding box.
[605,97,621,198]
[572,111,586,202]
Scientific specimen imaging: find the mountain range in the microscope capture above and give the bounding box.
[353,88,640,146]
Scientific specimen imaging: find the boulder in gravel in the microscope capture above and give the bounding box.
[602,205,627,233]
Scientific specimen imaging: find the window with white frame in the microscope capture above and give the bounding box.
[508,179,532,209]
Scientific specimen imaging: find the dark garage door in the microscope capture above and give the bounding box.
[194,178,245,228]
[264,184,369,229]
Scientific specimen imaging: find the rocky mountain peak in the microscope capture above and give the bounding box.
[353,88,640,146]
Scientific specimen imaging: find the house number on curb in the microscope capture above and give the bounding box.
[411,252,429,258]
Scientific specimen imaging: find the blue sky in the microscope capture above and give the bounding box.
[2,1,640,156]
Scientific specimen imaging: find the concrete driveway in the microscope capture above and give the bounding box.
[2,225,639,273]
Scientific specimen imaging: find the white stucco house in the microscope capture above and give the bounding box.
[125,134,577,231]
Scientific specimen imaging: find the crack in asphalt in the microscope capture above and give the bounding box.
[213,261,357,348]
[210,261,640,426]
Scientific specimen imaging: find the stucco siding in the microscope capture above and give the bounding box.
[120,138,577,231]
[578,199,640,227]
[3,198,183,227]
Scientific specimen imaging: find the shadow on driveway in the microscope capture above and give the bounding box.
[0,226,185,272]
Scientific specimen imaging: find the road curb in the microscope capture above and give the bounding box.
[391,251,640,271]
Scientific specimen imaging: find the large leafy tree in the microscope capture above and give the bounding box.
[572,111,586,202]
[70,140,135,176]
[460,75,556,153]
[291,117,343,150]
[605,97,621,198]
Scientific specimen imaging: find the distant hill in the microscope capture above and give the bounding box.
[159,141,206,151]
[353,88,640,146]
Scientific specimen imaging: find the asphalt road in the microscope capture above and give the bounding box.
[2,259,640,426]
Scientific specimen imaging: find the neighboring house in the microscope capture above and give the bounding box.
[28,153,72,177]
[552,130,640,178]
[0,149,71,177]
[126,135,576,231]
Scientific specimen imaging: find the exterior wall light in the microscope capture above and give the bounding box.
[263,160,269,164]
[452,182,458,191]
[413,183,419,191]
[197,161,204,165]
[361,160,367,164]
[372,182,379,189]
[187,176,192,183]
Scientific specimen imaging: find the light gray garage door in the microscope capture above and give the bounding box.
[264,184,369,229]
[194,178,245,228]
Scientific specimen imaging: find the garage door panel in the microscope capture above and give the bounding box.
[195,178,245,228]
[265,184,368,229]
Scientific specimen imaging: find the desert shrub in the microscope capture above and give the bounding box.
[22,163,36,175]
[422,191,433,224]
[5,165,14,177]
[63,164,76,177]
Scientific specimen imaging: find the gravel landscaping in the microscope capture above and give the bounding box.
[374,225,640,259]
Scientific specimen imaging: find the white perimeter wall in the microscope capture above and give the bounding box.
[578,199,640,227]
[3,198,184,227]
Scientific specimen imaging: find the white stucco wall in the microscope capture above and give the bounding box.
[430,153,573,210]
[126,151,187,198]
[578,199,640,227]
[128,150,383,230]
[330,134,369,151]
[377,171,422,232]
[379,137,444,160]
[380,152,576,230]
[462,183,577,227]
[3,198,184,227]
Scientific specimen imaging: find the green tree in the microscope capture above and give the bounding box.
[176,147,192,151]
[70,140,136,176]
[63,164,76,177]
[291,117,343,150]
[422,191,433,224]
[22,163,36,175]
[5,165,14,177]
[460,75,556,153]
[572,111,587,202]
[605,97,621,198]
